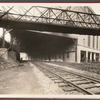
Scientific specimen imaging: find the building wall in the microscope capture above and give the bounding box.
[77,35,100,63]
[65,52,75,62]
[77,35,100,50]
[49,52,75,62]
[8,51,17,61]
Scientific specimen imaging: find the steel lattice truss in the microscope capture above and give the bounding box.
[0,6,100,29]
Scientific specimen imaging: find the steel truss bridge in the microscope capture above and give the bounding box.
[0,6,100,35]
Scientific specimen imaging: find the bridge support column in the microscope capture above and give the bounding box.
[77,48,80,63]
[90,52,92,62]
[94,53,96,62]
[86,51,88,63]
[92,53,96,62]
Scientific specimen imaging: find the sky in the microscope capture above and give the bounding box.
[0,3,100,42]
[0,3,100,14]
[0,28,11,42]
[90,6,100,14]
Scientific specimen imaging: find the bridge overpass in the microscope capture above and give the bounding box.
[0,6,100,62]
[0,6,100,35]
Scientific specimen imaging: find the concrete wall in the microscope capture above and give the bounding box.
[8,51,17,61]
[78,35,88,47]
[65,52,75,62]
[48,52,75,62]
[53,54,63,62]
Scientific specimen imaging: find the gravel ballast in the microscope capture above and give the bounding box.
[30,62,65,95]
[45,62,100,80]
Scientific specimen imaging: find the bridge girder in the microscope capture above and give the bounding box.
[0,6,100,35]
[0,18,100,35]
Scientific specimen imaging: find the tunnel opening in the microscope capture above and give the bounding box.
[11,29,77,62]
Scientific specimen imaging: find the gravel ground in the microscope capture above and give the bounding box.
[1,61,100,95]
[0,62,64,95]
[45,62,100,80]
[0,62,43,94]
[48,62,100,74]
[30,62,65,95]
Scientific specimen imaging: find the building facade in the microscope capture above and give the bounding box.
[62,34,100,63]
[76,35,100,63]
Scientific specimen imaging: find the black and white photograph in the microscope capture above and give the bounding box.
[0,3,100,98]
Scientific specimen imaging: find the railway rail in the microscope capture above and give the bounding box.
[34,62,100,95]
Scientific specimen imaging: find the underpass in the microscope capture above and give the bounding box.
[0,6,100,95]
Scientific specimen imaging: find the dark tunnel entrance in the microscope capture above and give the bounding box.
[11,30,77,62]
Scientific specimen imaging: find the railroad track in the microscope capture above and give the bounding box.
[34,62,100,95]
